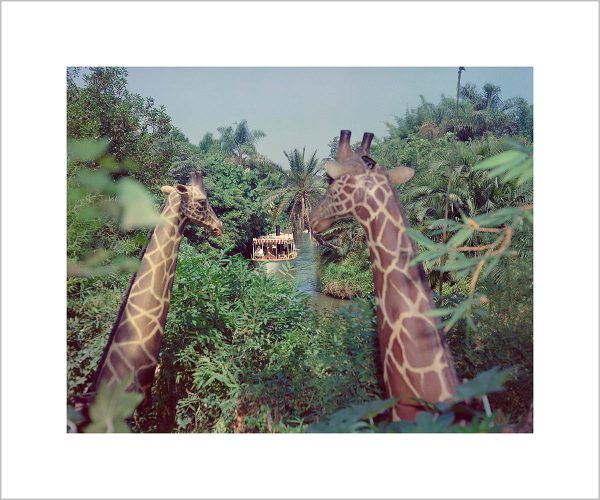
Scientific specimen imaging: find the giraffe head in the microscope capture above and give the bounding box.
[310,130,415,233]
[161,171,223,236]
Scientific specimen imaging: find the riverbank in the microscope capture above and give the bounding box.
[317,254,374,300]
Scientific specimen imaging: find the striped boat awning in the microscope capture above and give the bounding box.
[253,238,293,245]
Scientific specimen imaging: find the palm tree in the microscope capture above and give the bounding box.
[454,82,529,138]
[400,137,532,298]
[264,147,326,231]
[217,120,266,166]
[402,138,531,229]
[482,83,500,110]
[456,67,466,108]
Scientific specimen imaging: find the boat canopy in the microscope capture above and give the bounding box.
[252,233,295,245]
[252,232,297,261]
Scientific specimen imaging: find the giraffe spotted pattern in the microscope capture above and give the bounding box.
[94,194,186,397]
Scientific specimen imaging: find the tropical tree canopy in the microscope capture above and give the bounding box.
[264,147,326,231]
[217,119,266,166]
[382,82,533,143]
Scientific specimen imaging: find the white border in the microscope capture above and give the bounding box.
[1,1,598,499]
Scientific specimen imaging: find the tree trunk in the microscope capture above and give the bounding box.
[313,233,341,252]
[439,161,454,305]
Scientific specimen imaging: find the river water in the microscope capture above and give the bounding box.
[264,232,347,311]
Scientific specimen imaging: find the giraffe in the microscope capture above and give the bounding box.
[310,130,459,421]
[90,171,223,402]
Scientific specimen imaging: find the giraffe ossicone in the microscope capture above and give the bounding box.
[310,130,459,421]
[90,170,223,405]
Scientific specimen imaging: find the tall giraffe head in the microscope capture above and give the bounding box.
[161,171,223,235]
[310,130,414,232]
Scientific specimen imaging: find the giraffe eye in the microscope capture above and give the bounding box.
[326,175,334,185]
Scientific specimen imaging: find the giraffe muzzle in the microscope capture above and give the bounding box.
[310,215,334,233]
[310,200,334,233]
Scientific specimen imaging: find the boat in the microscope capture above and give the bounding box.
[252,225,298,261]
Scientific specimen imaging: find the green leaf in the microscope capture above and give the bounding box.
[407,228,437,250]
[517,163,533,185]
[425,307,458,318]
[307,398,397,433]
[117,178,163,230]
[446,227,474,247]
[473,150,521,171]
[68,138,110,162]
[382,412,455,433]
[411,246,449,265]
[67,406,85,425]
[98,155,119,172]
[480,256,500,280]
[122,157,140,173]
[472,207,520,227]
[76,205,101,222]
[474,149,533,188]
[77,169,113,193]
[426,218,463,231]
[436,255,480,272]
[485,155,526,179]
[500,160,528,182]
[441,298,472,331]
[454,367,512,402]
[454,415,504,433]
[84,380,143,433]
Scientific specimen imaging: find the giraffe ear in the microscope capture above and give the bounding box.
[161,186,174,195]
[175,184,189,199]
[388,166,415,185]
[361,156,377,169]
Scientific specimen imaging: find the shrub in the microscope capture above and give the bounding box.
[135,244,380,432]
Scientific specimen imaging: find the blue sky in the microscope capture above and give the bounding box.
[122,67,533,167]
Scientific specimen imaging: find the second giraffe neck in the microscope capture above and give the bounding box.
[359,180,422,287]
[357,175,457,420]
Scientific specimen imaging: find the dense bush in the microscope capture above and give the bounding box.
[68,243,382,433]
[199,155,272,256]
[67,67,174,186]
[445,251,533,419]
[67,272,130,401]
[318,250,374,299]
[131,244,381,432]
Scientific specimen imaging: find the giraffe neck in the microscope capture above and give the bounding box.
[357,174,458,421]
[93,192,187,399]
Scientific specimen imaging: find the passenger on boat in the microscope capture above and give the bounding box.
[255,247,264,258]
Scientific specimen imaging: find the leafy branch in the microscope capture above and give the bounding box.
[409,146,533,330]
[67,138,164,277]
[308,367,512,433]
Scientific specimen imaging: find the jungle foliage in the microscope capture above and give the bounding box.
[139,247,381,432]
[67,67,533,432]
